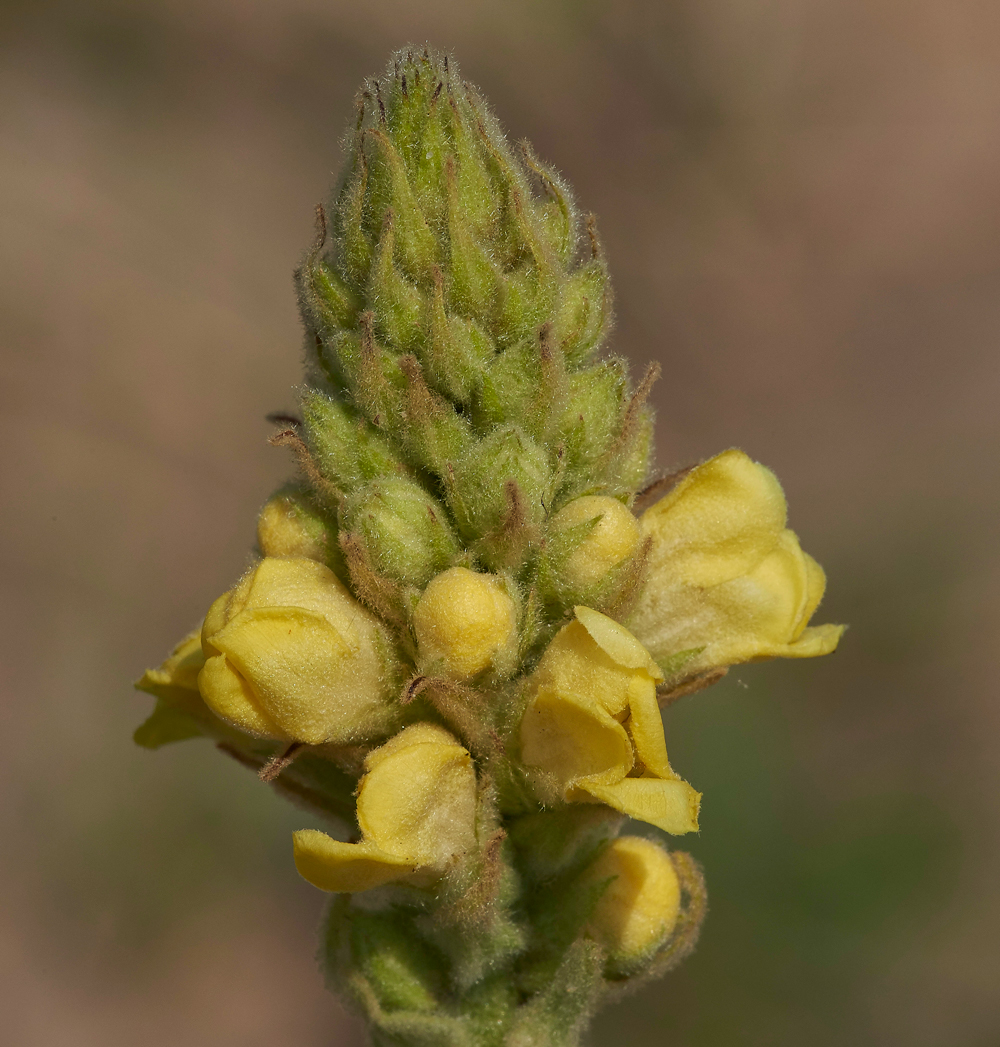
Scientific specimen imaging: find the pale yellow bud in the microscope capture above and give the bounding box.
[520,607,700,834]
[293,723,479,893]
[584,837,680,960]
[256,493,328,562]
[549,496,640,590]
[198,557,399,744]
[413,566,516,679]
[629,449,844,675]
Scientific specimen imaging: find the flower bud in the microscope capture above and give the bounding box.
[198,557,400,744]
[583,837,680,962]
[301,389,407,492]
[520,607,700,834]
[546,495,641,595]
[293,723,478,893]
[341,478,459,588]
[628,449,845,676]
[413,566,517,679]
[257,486,339,570]
[448,426,550,541]
[558,360,628,497]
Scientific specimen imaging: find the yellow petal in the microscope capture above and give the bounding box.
[197,653,287,738]
[357,736,478,867]
[574,606,663,681]
[520,688,633,788]
[532,620,635,719]
[781,622,845,658]
[242,557,361,646]
[578,777,701,835]
[138,629,206,695]
[363,722,460,771]
[793,550,828,640]
[640,449,787,588]
[209,605,385,745]
[584,837,681,958]
[292,829,415,893]
[624,675,674,779]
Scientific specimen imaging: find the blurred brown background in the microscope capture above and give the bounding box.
[2,1,997,1044]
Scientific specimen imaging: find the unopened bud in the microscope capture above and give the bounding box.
[413,566,516,679]
[257,487,332,564]
[301,389,406,492]
[583,836,680,963]
[448,426,549,540]
[547,495,640,593]
[342,478,459,588]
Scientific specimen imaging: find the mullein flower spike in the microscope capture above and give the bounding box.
[136,47,843,1047]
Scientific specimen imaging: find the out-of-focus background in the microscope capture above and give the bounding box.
[2,1,997,1043]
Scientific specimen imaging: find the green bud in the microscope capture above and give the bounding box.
[368,213,426,352]
[297,254,361,340]
[364,127,439,282]
[342,477,459,588]
[422,268,495,402]
[349,910,444,1013]
[447,425,550,543]
[474,327,567,442]
[301,389,407,491]
[551,258,611,366]
[397,354,473,474]
[557,359,629,499]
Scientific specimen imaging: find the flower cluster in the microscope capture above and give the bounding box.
[136,48,842,1047]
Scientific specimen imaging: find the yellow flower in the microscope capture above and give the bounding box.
[293,723,479,893]
[519,607,700,834]
[413,566,517,679]
[198,556,399,744]
[583,836,681,961]
[628,449,845,675]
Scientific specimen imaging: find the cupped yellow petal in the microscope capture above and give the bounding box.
[624,675,673,779]
[781,622,845,658]
[292,829,416,893]
[584,837,681,959]
[413,566,516,679]
[358,737,478,867]
[641,449,787,588]
[198,557,399,744]
[578,777,701,835]
[794,550,828,639]
[533,619,638,720]
[293,724,480,896]
[574,606,663,681]
[520,688,634,790]
[209,605,377,745]
[242,557,361,644]
[198,652,287,738]
[139,629,205,695]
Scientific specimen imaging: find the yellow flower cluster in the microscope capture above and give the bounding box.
[139,445,842,946]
